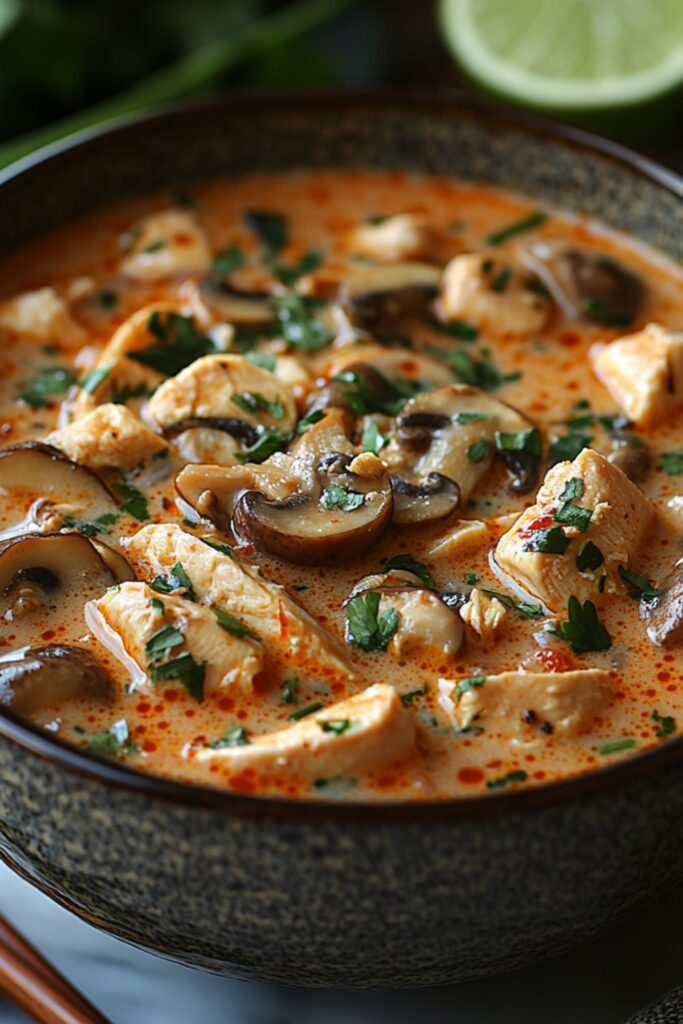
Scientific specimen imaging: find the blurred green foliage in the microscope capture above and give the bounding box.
[0,0,352,166]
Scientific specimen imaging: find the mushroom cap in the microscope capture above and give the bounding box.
[199,274,274,326]
[0,441,116,512]
[643,561,683,647]
[0,644,113,714]
[340,262,441,330]
[233,452,394,565]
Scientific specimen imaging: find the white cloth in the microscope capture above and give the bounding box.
[1,860,681,1023]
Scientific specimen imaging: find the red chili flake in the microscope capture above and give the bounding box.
[458,767,485,785]
[518,512,554,539]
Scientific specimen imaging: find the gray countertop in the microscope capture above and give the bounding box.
[0,861,680,1023]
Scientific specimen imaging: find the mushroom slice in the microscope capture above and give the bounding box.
[385,384,536,522]
[233,451,393,565]
[350,214,437,263]
[605,432,651,483]
[195,682,416,781]
[0,532,133,633]
[0,645,113,715]
[324,344,453,391]
[439,252,550,335]
[519,240,645,324]
[0,442,117,535]
[340,262,441,330]
[198,275,274,327]
[642,561,683,647]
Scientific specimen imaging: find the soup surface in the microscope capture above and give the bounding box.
[0,168,682,802]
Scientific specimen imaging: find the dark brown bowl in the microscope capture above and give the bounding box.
[1,92,682,988]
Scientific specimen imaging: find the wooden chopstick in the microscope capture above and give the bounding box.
[0,913,111,1024]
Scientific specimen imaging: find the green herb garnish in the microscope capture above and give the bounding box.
[346,591,400,653]
[20,366,77,408]
[320,718,355,735]
[245,209,287,253]
[547,432,592,467]
[361,420,388,454]
[113,480,149,522]
[485,211,547,246]
[212,606,259,640]
[660,451,683,475]
[150,652,205,701]
[128,311,214,377]
[598,738,636,755]
[652,710,676,737]
[383,554,435,590]
[467,438,491,463]
[273,294,333,353]
[576,541,604,573]
[523,526,569,555]
[150,561,195,598]
[617,566,661,601]
[282,677,299,705]
[486,769,528,789]
[232,391,284,419]
[322,485,365,512]
[206,725,250,749]
[552,596,611,654]
[288,701,324,721]
[401,686,428,705]
[455,675,486,696]
[212,245,244,276]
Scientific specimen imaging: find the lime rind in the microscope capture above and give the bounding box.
[439,0,683,110]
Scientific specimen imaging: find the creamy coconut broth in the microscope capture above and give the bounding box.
[0,168,682,802]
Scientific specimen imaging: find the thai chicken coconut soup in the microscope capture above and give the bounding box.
[0,168,682,802]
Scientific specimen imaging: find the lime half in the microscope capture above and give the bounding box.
[439,0,683,112]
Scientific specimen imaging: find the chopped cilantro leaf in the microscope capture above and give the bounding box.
[598,738,636,755]
[486,769,528,790]
[113,480,149,522]
[554,501,593,533]
[289,701,325,721]
[428,346,520,392]
[455,675,486,696]
[246,351,276,372]
[652,710,676,737]
[200,537,233,558]
[464,572,480,586]
[83,719,137,760]
[552,596,611,654]
[490,266,512,292]
[547,432,592,468]
[660,451,683,475]
[467,438,491,463]
[320,718,355,735]
[617,565,661,601]
[244,209,288,253]
[62,512,119,537]
[296,409,325,435]
[322,485,365,512]
[149,597,165,614]
[282,677,299,705]
[272,249,323,286]
[576,541,604,573]
[485,211,547,246]
[346,591,400,653]
[383,554,436,590]
[79,366,111,395]
[145,625,184,663]
[273,294,333,353]
[235,427,291,464]
[427,316,478,342]
[212,606,259,640]
[128,312,214,377]
[206,725,250,749]
[20,366,77,408]
[479,588,544,619]
[523,525,569,554]
[583,299,633,327]
[558,477,584,501]
[361,419,388,454]
[232,391,284,419]
[212,245,244,276]
[150,561,195,598]
[150,652,205,701]
[401,685,428,705]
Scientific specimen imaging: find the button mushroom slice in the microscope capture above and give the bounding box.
[0,285,85,345]
[340,262,441,330]
[124,524,353,679]
[590,324,683,428]
[641,561,683,647]
[439,252,550,335]
[385,384,537,522]
[195,682,416,780]
[518,239,645,324]
[349,214,438,263]
[197,274,274,327]
[0,645,113,715]
[325,343,453,388]
[495,448,654,613]
[347,575,465,661]
[47,403,167,471]
[0,442,118,537]
[119,208,211,280]
[233,451,393,565]
[605,432,651,483]
[440,669,612,741]
[88,582,263,695]
[175,408,353,531]
[146,353,297,466]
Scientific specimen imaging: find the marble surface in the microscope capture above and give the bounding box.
[1,862,682,1023]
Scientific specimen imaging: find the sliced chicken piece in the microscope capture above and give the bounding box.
[426,518,488,558]
[146,353,297,447]
[0,286,84,345]
[125,524,353,679]
[72,304,176,416]
[590,323,683,427]
[196,682,416,779]
[443,668,612,739]
[460,589,508,642]
[349,214,437,262]
[495,448,654,612]
[48,403,167,471]
[88,582,262,694]
[439,252,550,335]
[120,209,211,280]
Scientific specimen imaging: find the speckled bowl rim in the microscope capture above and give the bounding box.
[0,89,682,824]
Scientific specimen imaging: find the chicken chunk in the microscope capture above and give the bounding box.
[495,448,654,612]
[120,209,211,280]
[72,304,176,415]
[146,354,297,434]
[88,582,262,694]
[460,589,508,642]
[590,323,683,427]
[439,252,550,334]
[125,524,352,679]
[48,404,167,470]
[349,214,436,262]
[196,682,416,779]
[426,518,488,558]
[0,286,84,345]
[442,668,611,739]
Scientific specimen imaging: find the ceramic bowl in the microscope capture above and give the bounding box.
[1,93,682,988]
